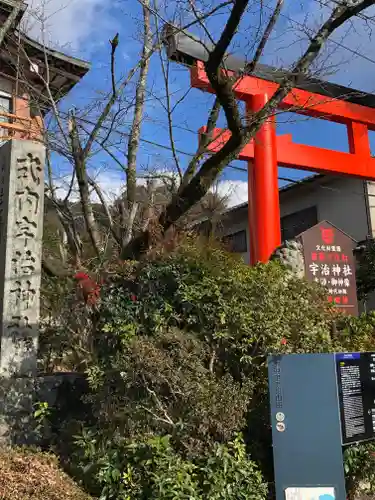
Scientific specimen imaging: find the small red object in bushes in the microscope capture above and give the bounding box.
[74,272,101,306]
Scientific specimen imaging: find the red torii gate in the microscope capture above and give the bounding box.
[165,27,375,265]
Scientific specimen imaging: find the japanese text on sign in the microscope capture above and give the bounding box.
[300,222,358,315]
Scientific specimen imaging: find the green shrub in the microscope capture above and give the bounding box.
[46,237,375,499]
[357,239,375,300]
[98,239,340,369]
[74,433,266,500]
[343,442,375,499]
[86,328,253,455]
[39,273,94,372]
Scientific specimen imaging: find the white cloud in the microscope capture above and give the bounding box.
[53,169,124,202]
[214,179,248,208]
[22,0,114,52]
[54,167,248,210]
[91,170,124,201]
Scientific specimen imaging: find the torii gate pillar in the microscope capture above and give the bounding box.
[247,95,281,264]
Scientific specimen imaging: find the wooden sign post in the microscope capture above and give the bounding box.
[298,221,358,316]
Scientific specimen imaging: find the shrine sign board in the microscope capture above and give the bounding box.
[268,352,375,500]
[335,352,375,445]
[268,353,347,500]
[298,221,358,316]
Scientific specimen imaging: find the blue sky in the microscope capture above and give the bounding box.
[25,0,375,207]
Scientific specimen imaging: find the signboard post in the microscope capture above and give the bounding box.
[269,352,375,500]
[298,221,358,316]
[268,353,346,500]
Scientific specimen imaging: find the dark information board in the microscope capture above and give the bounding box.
[299,221,358,316]
[335,352,375,445]
[269,354,347,500]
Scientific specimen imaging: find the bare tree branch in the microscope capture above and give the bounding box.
[243,0,284,75]
[182,1,234,32]
[188,0,216,46]
[122,0,375,259]
[154,0,183,181]
[23,0,374,272]
[142,376,176,427]
[69,112,102,256]
[126,0,153,214]
[206,0,249,73]
[179,96,221,191]
[123,201,139,247]
[0,3,22,46]
[88,176,120,245]
[82,33,120,158]
[245,0,375,135]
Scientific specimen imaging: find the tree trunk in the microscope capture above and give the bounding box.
[75,158,102,256]
[124,0,152,247]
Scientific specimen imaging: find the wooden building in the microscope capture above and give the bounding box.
[0,0,90,140]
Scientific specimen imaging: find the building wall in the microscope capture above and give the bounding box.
[220,175,373,312]
[280,177,369,242]
[0,76,13,140]
[227,219,250,265]
[0,76,13,95]
[221,176,370,263]
[365,181,375,238]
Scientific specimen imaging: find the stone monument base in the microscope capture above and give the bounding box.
[0,373,86,446]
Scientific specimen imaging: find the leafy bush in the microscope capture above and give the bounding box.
[0,447,92,500]
[357,239,375,300]
[43,237,375,499]
[39,273,93,372]
[98,238,340,368]
[343,442,375,500]
[71,240,338,493]
[86,328,253,455]
[336,311,375,353]
[74,433,266,500]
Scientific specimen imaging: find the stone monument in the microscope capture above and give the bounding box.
[0,139,45,376]
[0,139,45,444]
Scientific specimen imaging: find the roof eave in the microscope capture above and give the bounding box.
[12,32,91,112]
[19,33,90,73]
[0,0,27,30]
[199,174,328,222]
